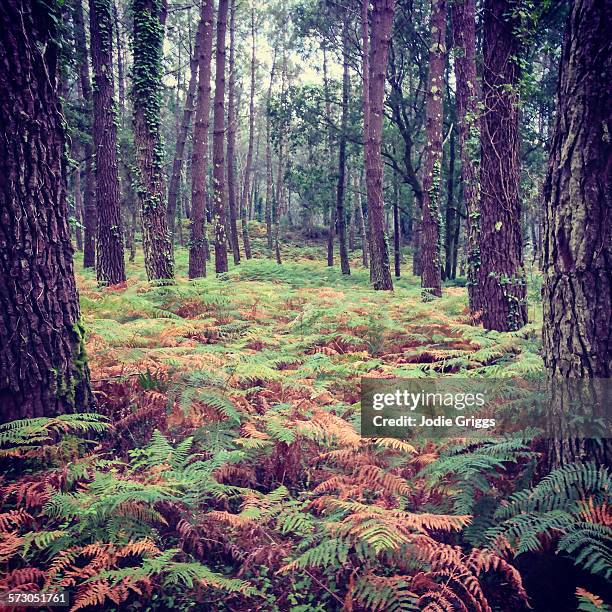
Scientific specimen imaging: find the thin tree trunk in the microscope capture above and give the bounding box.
[420,0,446,298]
[274,51,288,265]
[168,19,203,242]
[212,0,230,273]
[477,0,527,330]
[72,0,96,269]
[113,2,126,119]
[354,172,369,268]
[74,157,84,251]
[452,198,461,279]
[132,0,174,282]
[0,0,94,420]
[444,126,456,280]
[265,51,277,252]
[393,171,401,278]
[90,0,126,286]
[336,15,351,275]
[239,3,256,260]
[189,0,215,279]
[323,47,336,268]
[364,0,394,290]
[452,0,481,311]
[226,0,241,265]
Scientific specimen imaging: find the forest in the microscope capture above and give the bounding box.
[0,0,610,610]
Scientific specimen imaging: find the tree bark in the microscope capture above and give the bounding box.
[364,0,394,290]
[211,0,230,274]
[420,0,446,299]
[336,15,351,276]
[0,0,94,421]
[168,19,203,242]
[240,4,256,260]
[90,0,126,286]
[226,0,241,265]
[543,0,611,379]
[189,0,215,279]
[132,0,174,282]
[72,0,97,269]
[477,0,527,330]
[452,0,482,311]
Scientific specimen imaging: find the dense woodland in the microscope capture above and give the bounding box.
[0,0,610,610]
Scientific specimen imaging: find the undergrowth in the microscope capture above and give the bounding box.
[1,240,609,611]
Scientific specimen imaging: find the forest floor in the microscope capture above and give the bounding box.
[83,225,544,416]
[6,227,582,612]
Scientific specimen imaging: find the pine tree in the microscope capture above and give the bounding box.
[0,0,94,420]
[89,0,126,286]
[477,0,527,330]
[132,0,174,282]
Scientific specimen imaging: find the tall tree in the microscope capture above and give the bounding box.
[477,0,527,330]
[72,0,97,269]
[335,13,351,276]
[543,0,611,379]
[363,0,394,290]
[323,47,336,268]
[420,0,446,298]
[239,3,256,260]
[452,0,481,311]
[0,0,94,420]
[264,51,277,251]
[189,0,215,279]
[212,0,230,273]
[89,0,126,286]
[226,0,241,265]
[132,0,174,282]
[168,19,203,242]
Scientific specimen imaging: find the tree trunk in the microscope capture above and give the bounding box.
[543,0,611,379]
[336,15,351,276]
[113,2,126,118]
[240,4,256,260]
[72,0,96,269]
[443,126,456,281]
[274,51,288,266]
[226,0,241,265]
[477,0,527,330]
[211,0,230,274]
[189,0,214,279]
[168,19,203,243]
[0,0,94,421]
[393,171,401,278]
[73,155,84,251]
[323,48,336,268]
[354,172,369,268]
[452,0,482,311]
[132,0,174,282]
[543,0,610,468]
[364,0,394,290]
[265,51,277,252]
[90,0,126,286]
[420,0,446,299]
